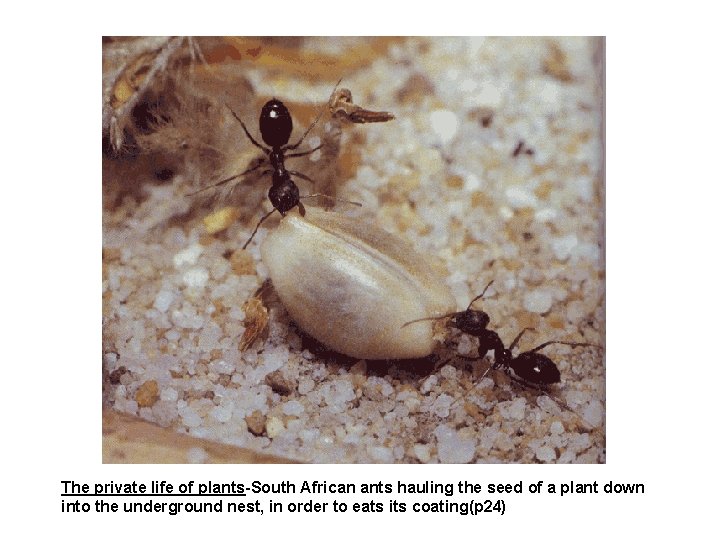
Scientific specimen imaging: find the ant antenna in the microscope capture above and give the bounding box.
[401,312,457,328]
[284,78,343,151]
[401,280,495,328]
[467,280,494,309]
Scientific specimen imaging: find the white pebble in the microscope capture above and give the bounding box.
[186,447,208,464]
[552,233,578,261]
[183,267,209,288]
[536,80,562,109]
[266,416,285,438]
[499,397,527,420]
[198,323,222,352]
[160,387,178,401]
[463,172,483,192]
[582,400,604,428]
[470,83,503,108]
[210,406,232,423]
[535,445,556,463]
[173,244,203,268]
[550,421,565,435]
[523,288,553,313]
[298,378,315,395]
[321,380,355,406]
[534,207,558,222]
[413,444,431,463]
[153,289,176,313]
[429,109,459,145]
[505,185,538,209]
[432,393,454,418]
[282,400,305,416]
[368,446,394,463]
[180,408,202,428]
[209,358,235,375]
[420,375,438,394]
[435,426,476,464]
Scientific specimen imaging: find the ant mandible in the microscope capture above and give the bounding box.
[403,280,596,389]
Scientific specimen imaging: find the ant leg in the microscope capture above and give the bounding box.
[285,144,323,159]
[526,341,599,355]
[283,79,342,151]
[288,170,315,184]
[185,160,269,197]
[225,104,270,155]
[508,328,535,351]
[242,209,277,249]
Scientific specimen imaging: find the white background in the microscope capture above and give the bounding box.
[2,1,717,537]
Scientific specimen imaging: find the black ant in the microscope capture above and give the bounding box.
[403,281,597,389]
[193,81,343,248]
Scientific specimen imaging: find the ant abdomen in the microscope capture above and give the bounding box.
[507,351,561,386]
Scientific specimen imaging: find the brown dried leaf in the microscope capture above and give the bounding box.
[330,88,395,124]
[239,296,269,351]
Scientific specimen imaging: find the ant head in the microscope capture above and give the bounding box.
[260,99,293,148]
[449,309,490,335]
[268,175,300,215]
[448,280,493,335]
[510,351,561,386]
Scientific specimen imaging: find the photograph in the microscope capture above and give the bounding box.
[102,36,605,464]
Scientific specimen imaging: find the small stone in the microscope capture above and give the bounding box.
[420,375,438,394]
[282,400,305,416]
[183,267,209,288]
[368,446,394,463]
[582,400,604,428]
[523,288,553,313]
[413,444,431,463]
[108,366,128,384]
[297,378,315,395]
[536,445,557,463]
[203,206,240,235]
[180,408,202,428]
[246,410,266,436]
[505,186,538,209]
[210,406,232,423]
[550,421,565,435]
[265,370,295,396]
[471,83,503,108]
[160,387,178,402]
[153,289,176,313]
[173,244,203,268]
[186,447,209,464]
[436,429,476,464]
[135,380,159,408]
[229,249,256,275]
[265,416,285,438]
[429,109,459,145]
[551,234,578,261]
[463,401,485,422]
[499,397,527,420]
